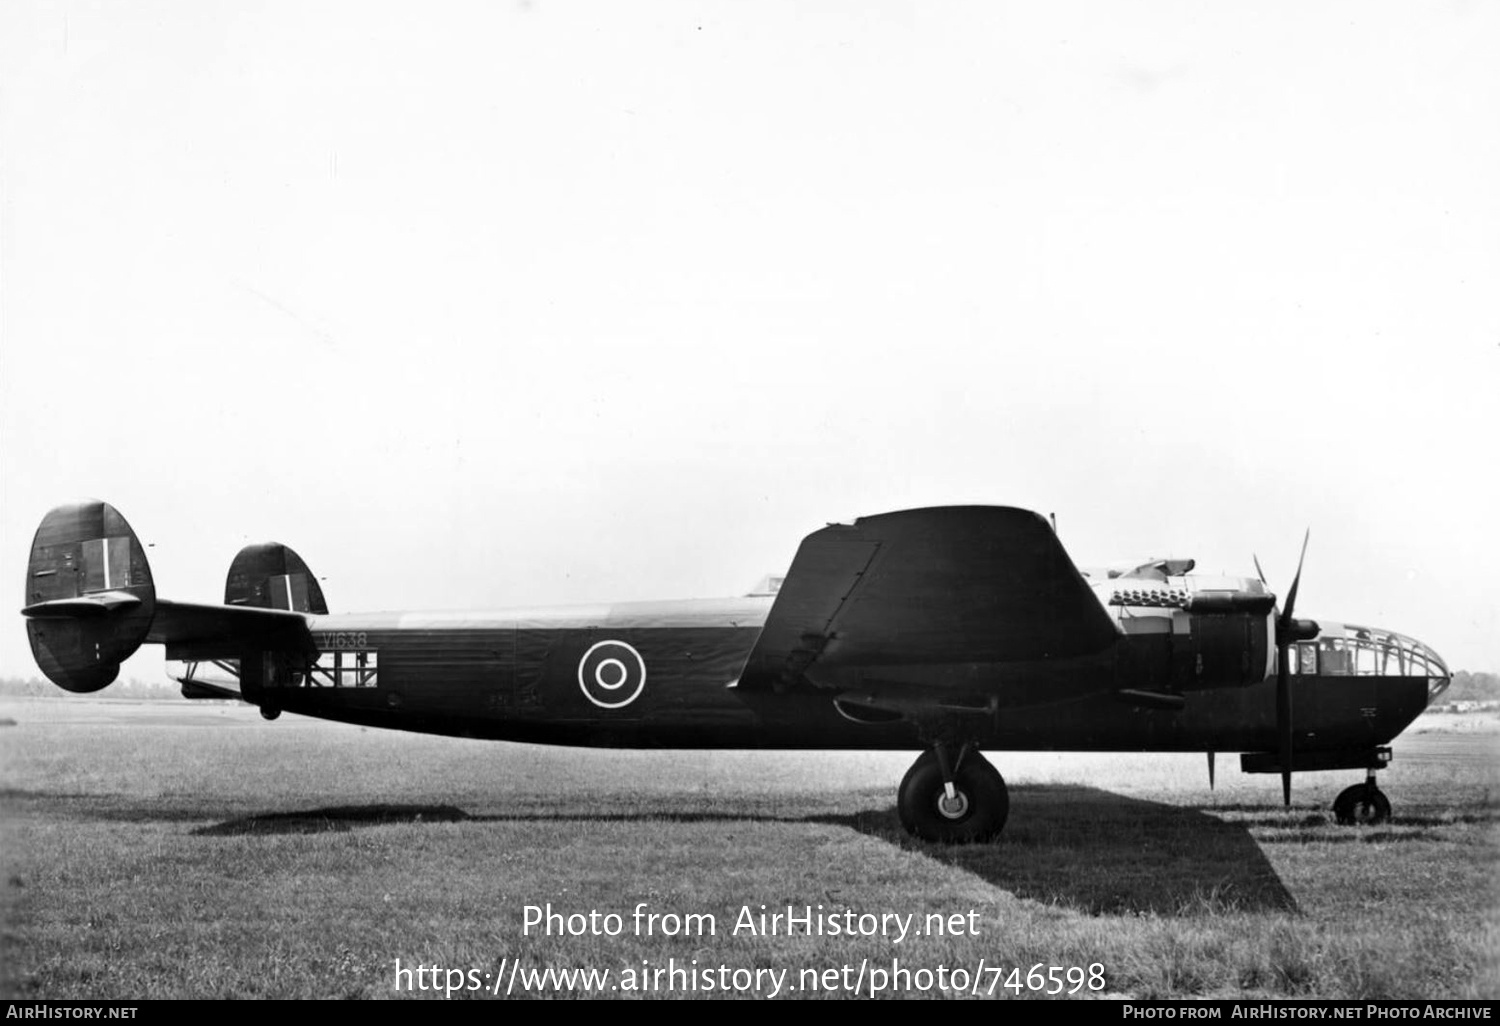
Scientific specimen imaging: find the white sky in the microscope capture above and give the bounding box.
[2,1,1496,682]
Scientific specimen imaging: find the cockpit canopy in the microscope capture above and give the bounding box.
[1291,622,1450,700]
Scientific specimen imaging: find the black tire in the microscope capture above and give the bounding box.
[898,749,1009,843]
[1332,783,1391,825]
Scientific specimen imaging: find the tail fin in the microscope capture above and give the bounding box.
[225,544,327,613]
[21,500,157,692]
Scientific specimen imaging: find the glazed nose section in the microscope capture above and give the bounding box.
[1408,635,1451,705]
[1365,626,1450,704]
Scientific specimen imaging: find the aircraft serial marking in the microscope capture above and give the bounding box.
[316,632,369,650]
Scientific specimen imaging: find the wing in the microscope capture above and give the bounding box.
[735,506,1118,692]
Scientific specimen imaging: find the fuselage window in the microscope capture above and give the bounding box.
[1378,644,1400,675]
[1319,639,1352,676]
[1296,643,1318,675]
[303,650,379,688]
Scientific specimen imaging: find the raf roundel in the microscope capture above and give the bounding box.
[577,640,647,709]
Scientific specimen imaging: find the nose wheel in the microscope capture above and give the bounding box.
[898,746,1009,843]
[1332,774,1390,825]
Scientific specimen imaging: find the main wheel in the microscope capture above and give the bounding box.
[898,749,1009,843]
[1332,783,1390,825]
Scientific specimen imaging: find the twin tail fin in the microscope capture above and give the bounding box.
[22,500,323,692]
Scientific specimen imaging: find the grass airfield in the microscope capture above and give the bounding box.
[1,697,1496,1000]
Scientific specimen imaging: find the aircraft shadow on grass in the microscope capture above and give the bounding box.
[192,784,1295,917]
[193,804,472,836]
[1182,802,1500,837]
[828,784,1297,916]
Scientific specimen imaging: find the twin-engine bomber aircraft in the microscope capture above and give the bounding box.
[22,500,1450,842]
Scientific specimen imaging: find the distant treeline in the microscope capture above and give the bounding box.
[3,669,1498,701]
[1444,670,1500,703]
[0,675,178,698]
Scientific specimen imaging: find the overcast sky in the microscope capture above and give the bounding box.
[2,1,1496,684]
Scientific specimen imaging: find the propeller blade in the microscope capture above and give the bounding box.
[1253,554,1267,586]
[1274,529,1307,809]
[1279,529,1311,637]
[1207,750,1216,790]
[1278,658,1293,806]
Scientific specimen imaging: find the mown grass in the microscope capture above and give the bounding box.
[1,698,1496,999]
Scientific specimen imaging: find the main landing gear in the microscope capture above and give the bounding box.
[897,744,1009,843]
[1332,771,1391,825]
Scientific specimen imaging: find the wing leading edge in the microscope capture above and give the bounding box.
[735,506,1118,693]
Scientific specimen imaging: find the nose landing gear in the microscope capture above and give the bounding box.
[1332,771,1390,825]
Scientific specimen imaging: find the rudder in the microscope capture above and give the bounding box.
[22,500,157,692]
[225,543,327,613]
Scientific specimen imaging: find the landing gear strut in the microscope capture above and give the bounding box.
[1332,772,1390,825]
[898,745,1009,843]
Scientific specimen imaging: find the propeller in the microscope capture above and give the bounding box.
[1273,530,1311,807]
